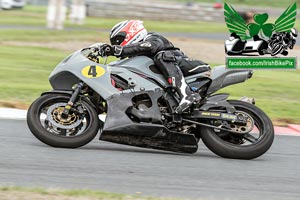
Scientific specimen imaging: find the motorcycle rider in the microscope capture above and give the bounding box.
[99,20,210,113]
[268,28,298,56]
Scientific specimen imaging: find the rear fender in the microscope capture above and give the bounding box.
[200,93,236,113]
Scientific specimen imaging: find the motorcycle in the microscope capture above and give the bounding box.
[267,31,297,56]
[27,43,274,159]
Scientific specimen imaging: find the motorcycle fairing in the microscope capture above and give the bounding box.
[109,56,169,87]
[49,51,162,100]
[100,130,198,154]
[49,48,252,105]
[111,56,213,84]
[100,90,198,153]
[103,90,163,129]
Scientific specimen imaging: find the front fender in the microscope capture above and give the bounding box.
[41,90,100,112]
[41,90,73,96]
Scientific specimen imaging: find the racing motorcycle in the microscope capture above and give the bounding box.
[27,44,274,159]
[267,30,297,56]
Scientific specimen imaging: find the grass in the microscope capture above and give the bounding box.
[219,70,300,123]
[0,29,106,42]
[0,186,177,200]
[0,45,64,103]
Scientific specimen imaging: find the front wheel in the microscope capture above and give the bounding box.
[270,42,284,56]
[200,100,274,159]
[27,94,100,148]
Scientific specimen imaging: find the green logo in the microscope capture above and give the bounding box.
[224,3,297,40]
[227,57,297,70]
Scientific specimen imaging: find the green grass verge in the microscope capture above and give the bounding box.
[219,70,300,123]
[0,29,107,42]
[0,45,63,103]
[0,186,176,200]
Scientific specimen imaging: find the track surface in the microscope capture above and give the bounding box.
[0,119,300,200]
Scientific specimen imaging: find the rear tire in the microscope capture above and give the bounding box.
[27,94,100,148]
[200,100,274,159]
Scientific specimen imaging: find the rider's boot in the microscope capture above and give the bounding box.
[169,76,201,114]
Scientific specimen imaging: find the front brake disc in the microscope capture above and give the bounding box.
[47,103,82,129]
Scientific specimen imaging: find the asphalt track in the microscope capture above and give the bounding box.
[0,119,300,200]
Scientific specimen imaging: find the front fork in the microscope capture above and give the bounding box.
[61,82,84,119]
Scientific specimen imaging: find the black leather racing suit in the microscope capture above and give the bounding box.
[117,32,210,89]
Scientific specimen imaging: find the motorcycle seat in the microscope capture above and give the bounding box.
[178,58,211,76]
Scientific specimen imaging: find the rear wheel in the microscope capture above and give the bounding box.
[27,94,100,148]
[200,100,274,159]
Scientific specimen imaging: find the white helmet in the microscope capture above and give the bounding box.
[290,28,298,38]
[110,20,148,46]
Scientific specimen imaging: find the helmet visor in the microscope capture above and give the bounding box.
[110,32,126,45]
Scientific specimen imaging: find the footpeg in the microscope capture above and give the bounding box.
[173,114,182,123]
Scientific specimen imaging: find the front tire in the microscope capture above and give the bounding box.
[27,94,100,148]
[200,100,274,159]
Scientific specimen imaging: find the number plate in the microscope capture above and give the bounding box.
[81,65,105,78]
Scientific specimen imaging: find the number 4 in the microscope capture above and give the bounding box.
[88,65,97,77]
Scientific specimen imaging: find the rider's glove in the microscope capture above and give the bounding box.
[99,44,123,57]
[99,44,114,56]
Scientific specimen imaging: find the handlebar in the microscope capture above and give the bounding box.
[81,46,108,64]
